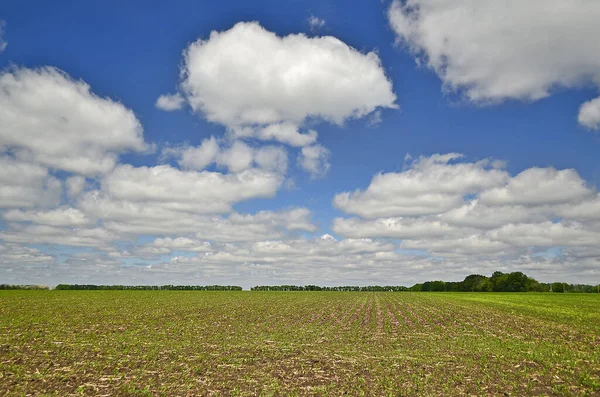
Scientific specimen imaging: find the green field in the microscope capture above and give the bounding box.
[1,291,599,396]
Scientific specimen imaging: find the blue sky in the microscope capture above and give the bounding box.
[1,0,600,288]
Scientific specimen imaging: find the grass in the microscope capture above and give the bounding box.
[1,291,599,396]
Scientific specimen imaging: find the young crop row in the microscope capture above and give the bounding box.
[1,291,598,396]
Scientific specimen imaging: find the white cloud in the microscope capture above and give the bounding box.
[0,67,150,176]
[555,194,600,221]
[308,16,326,32]
[334,153,508,218]
[0,224,116,248]
[69,163,286,237]
[163,138,288,174]
[250,122,318,147]
[216,140,257,173]
[0,21,7,52]
[479,168,593,206]
[3,207,91,227]
[0,156,62,209]
[254,146,289,174]
[488,222,600,248]
[77,164,311,238]
[400,235,513,257]
[332,152,600,275]
[134,237,213,257]
[297,144,330,178]
[333,216,465,239]
[578,96,600,130]
[100,164,282,214]
[155,93,185,111]
[440,200,549,230]
[176,21,396,146]
[0,243,54,267]
[65,176,87,199]
[388,0,600,103]
[163,137,221,171]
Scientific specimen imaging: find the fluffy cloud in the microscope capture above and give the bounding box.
[334,153,508,218]
[479,168,593,206]
[400,235,512,257]
[332,216,464,239]
[440,200,548,230]
[333,153,600,267]
[388,0,600,102]
[100,164,282,214]
[155,93,185,111]
[134,237,213,257]
[0,156,62,209]
[3,207,91,227]
[102,207,317,242]
[78,171,314,239]
[150,235,406,285]
[0,224,116,248]
[578,97,600,130]
[65,176,87,199]
[0,243,54,267]
[555,195,600,221]
[174,22,396,146]
[164,138,288,174]
[388,0,600,128]
[0,67,149,176]
[488,222,600,248]
[297,144,331,178]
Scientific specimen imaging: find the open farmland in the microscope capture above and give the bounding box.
[1,291,599,396]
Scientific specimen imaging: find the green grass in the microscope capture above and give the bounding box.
[1,291,599,396]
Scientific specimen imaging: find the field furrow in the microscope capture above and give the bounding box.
[1,291,599,396]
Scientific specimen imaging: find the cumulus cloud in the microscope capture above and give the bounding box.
[130,208,313,241]
[333,153,600,270]
[0,224,116,248]
[578,96,600,130]
[155,93,185,111]
[388,0,600,102]
[75,162,311,239]
[440,200,548,230]
[400,235,513,257]
[173,21,396,146]
[99,164,282,214]
[479,168,593,206]
[0,156,62,209]
[297,144,330,178]
[0,243,55,267]
[388,0,600,126]
[555,195,600,221]
[94,207,317,242]
[0,67,149,176]
[134,237,213,257]
[163,138,288,174]
[332,216,465,239]
[334,153,508,218]
[65,176,87,199]
[488,222,600,248]
[3,207,91,227]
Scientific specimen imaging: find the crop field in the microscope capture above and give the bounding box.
[1,291,599,396]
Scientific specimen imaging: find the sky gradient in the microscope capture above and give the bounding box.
[1,0,600,288]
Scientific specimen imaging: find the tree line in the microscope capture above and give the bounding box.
[53,284,242,291]
[251,285,410,291]
[0,284,49,290]
[252,271,600,293]
[2,271,599,292]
